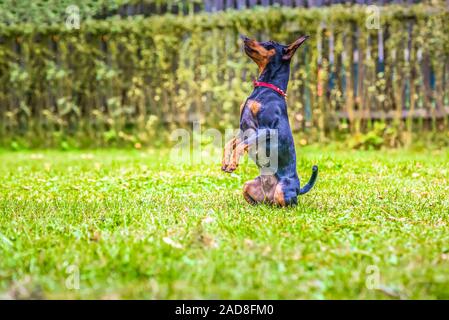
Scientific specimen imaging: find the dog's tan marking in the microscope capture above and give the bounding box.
[257,48,275,74]
[225,143,248,172]
[260,175,278,201]
[222,137,238,170]
[274,184,286,207]
[247,99,261,116]
[243,175,278,205]
[243,177,265,205]
[244,39,276,75]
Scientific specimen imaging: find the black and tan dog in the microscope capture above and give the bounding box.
[221,35,318,207]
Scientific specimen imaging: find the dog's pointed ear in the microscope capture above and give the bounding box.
[282,35,309,60]
[240,34,251,42]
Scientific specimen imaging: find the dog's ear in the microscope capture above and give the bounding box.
[282,35,309,60]
[240,34,251,42]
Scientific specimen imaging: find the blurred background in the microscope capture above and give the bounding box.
[0,0,448,150]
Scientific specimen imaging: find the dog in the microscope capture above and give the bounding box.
[221,35,318,207]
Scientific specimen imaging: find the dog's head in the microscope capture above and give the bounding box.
[241,35,308,74]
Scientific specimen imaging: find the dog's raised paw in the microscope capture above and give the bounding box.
[224,164,238,173]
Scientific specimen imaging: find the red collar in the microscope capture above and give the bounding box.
[253,80,287,97]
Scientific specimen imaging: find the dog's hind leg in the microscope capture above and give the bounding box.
[243,175,278,205]
[243,177,264,205]
[274,183,298,207]
[243,176,273,205]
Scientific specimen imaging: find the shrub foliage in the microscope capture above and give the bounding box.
[0,5,448,148]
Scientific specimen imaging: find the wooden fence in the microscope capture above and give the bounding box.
[203,0,426,11]
[111,0,444,16]
[0,6,448,148]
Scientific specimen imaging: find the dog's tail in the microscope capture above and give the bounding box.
[299,165,318,195]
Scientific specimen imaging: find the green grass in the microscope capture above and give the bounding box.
[1,146,449,299]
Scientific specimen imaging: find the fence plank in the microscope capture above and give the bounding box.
[225,0,234,10]
[215,0,224,11]
[236,0,246,9]
[204,0,212,12]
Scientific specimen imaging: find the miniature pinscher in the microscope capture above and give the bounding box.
[221,35,318,206]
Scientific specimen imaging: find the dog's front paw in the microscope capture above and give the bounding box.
[224,163,238,173]
[221,161,230,172]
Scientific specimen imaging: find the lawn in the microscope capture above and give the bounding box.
[0,146,448,299]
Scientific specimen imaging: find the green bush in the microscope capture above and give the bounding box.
[0,4,448,148]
